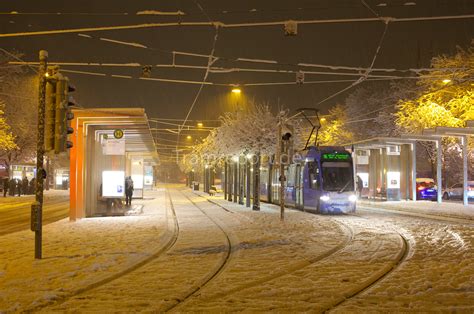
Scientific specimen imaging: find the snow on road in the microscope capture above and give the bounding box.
[0,189,169,312]
[335,208,474,312]
[0,187,473,312]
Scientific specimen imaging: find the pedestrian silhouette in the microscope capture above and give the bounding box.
[3,177,9,197]
[125,176,134,206]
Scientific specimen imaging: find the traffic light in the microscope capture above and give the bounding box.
[53,74,75,154]
[44,73,56,152]
[43,68,75,154]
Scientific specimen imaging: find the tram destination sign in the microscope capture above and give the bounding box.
[322,153,350,161]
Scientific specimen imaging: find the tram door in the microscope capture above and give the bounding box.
[295,164,304,209]
[272,168,280,203]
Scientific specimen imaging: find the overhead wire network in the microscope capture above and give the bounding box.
[315,0,389,106]
[0,13,473,38]
[0,2,427,17]
[2,8,472,162]
[172,0,219,163]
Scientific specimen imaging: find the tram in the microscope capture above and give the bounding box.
[259,146,357,214]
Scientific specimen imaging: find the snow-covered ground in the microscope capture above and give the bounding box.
[0,186,472,312]
[0,189,170,312]
[359,198,474,220]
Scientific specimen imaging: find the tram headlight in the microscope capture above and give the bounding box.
[320,195,330,202]
[349,194,357,202]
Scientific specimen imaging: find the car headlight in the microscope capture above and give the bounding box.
[320,195,330,202]
[349,194,357,202]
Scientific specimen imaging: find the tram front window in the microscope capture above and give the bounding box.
[322,162,353,192]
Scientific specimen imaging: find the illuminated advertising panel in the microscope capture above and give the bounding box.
[131,175,144,189]
[102,171,125,197]
[387,171,400,189]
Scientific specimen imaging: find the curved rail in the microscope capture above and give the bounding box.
[184,191,359,306]
[28,188,180,312]
[358,205,474,225]
[324,227,411,312]
[164,190,238,312]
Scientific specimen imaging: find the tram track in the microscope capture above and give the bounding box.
[179,191,361,308]
[324,215,411,313]
[358,205,474,225]
[29,188,180,313]
[164,189,239,312]
[189,192,413,312]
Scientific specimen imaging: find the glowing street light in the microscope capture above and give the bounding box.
[320,117,327,123]
[442,79,452,84]
[186,135,192,140]
[197,122,203,128]
[231,88,241,94]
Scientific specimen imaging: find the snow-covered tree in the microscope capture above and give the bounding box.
[318,104,354,146]
[0,51,38,175]
[395,45,473,132]
[395,43,474,184]
[0,104,16,151]
[180,103,309,180]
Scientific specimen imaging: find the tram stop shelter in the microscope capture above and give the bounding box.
[69,108,158,220]
[348,120,473,206]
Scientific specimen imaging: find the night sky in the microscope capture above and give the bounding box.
[1,0,473,122]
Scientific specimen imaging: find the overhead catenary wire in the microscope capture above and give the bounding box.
[11,60,461,78]
[315,19,390,106]
[0,13,473,38]
[0,47,38,74]
[10,62,452,88]
[9,27,468,75]
[174,1,219,161]
[0,2,439,17]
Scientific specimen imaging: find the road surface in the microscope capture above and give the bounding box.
[0,187,472,312]
[0,190,69,236]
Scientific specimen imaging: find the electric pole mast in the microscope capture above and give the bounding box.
[32,50,48,259]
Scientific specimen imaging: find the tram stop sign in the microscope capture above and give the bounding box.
[113,129,124,139]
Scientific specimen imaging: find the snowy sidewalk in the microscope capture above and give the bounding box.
[359,199,474,220]
[0,189,170,312]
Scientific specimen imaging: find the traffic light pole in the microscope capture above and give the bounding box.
[33,50,48,259]
[278,121,285,221]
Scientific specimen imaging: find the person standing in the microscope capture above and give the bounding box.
[2,177,9,197]
[125,176,134,206]
[16,178,22,197]
[22,177,29,195]
[29,177,36,195]
[356,175,364,198]
[9,178,16,196]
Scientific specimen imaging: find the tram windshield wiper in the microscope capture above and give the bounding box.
[338,179,353,194]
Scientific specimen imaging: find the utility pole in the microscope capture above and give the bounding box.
[224,160,227,199]
[246,155,251,208]
[278,117,292,221]
[238,156,244,205]
[278,121,285,220]
[32,50,48,259]
[233,161,238,203]
[253,152,260,211]
[227,161,233,201]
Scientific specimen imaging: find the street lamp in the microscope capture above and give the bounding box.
[197,122,203,128]
[442,79,452,84]
[231,88,241,94]
[186,135,192,140]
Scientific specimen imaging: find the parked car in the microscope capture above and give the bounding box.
[416,178,437,201]
[442,181,474,200]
